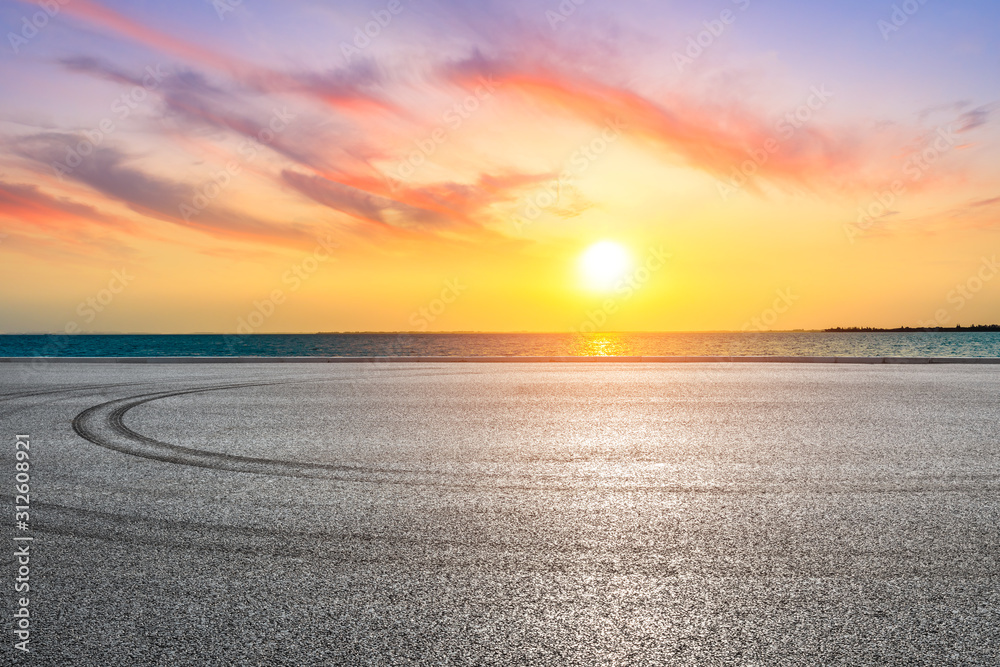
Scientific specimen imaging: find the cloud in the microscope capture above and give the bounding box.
[916,101,993,134]
[34,0,397,116]
[11,133,310,246]
[0,180,144,260]
[55,0,235,71]
[282,168,552,240]
[14,134,184,212]
[284,59,395,113]
[57,55,168,88]
[955,105,992,133]
[444,55,873,193]
[282,169,473,235]
[54,57,336,172]
[282,170,395,228]
[917,100,970,123]
[63,55,413,193]
[13,0,988,250]
[0,180,123,230]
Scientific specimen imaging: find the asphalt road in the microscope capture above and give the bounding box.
[2,362,999,665]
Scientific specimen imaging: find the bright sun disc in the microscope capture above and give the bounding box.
[579,241,632,291]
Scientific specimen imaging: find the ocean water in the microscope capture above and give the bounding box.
[2,332,1000,357]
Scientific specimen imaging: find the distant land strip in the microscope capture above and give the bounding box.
[824,325,1000,332]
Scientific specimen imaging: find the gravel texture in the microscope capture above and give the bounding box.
[1,362,999,665]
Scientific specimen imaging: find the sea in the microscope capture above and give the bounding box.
[2,332,1000,358]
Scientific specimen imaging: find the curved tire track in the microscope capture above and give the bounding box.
[70,381,993,493]
[71,381,432,481]
[0,496,485,560]
[0,381,152,402]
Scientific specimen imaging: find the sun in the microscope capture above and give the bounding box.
[579,240,632,291]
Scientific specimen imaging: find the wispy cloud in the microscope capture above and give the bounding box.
[0,179,124,231]
[11,133,311,247]
[955,105,992,133]
[443,56,887,193]
[22,0,398,116]
[0,180,143,260]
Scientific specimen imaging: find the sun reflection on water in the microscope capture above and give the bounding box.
[571,332,632,356]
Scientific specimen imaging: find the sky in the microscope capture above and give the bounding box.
[0,0,998,333]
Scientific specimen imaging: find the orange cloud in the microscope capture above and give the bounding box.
[449,63,874,194]
[0,180,132,234]
[282,166,544,245]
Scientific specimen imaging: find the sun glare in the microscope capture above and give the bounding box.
[579,241,632,291]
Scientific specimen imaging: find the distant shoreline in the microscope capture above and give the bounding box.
[824,326,1000,333]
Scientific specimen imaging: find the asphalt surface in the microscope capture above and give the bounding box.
[2,362,999,665]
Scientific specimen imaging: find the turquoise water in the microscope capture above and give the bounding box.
[2,332,1000,357]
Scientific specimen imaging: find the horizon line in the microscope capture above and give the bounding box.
[3,327,1000,336]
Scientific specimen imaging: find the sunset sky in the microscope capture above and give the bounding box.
[1,0,998,333]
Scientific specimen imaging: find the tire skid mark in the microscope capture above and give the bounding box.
[0,381,153,403]
[67,381,1000,493]
[71,381,457,484]
[0,496,477,560]
[69,381,565,489]
[0,382,158,420]
[1,499,687,574]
